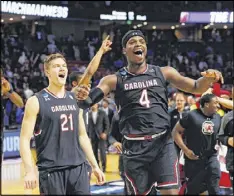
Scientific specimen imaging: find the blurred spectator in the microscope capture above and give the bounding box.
[88,42,95,60]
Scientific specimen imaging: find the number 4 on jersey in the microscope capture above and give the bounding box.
[139,89,150,108]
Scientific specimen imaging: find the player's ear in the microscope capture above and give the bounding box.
[45,69,50,77]
[122,48,126,55]
[72,81,77,87]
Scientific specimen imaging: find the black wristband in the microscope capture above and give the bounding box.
[77,88,104,109]
[89,87,104,104]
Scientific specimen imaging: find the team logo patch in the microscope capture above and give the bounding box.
[42,93,50,101]
[202,120,214,135]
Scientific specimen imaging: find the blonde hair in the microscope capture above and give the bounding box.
[44,53,66,71]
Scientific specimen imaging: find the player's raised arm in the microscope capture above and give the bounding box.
[78,109,105,185]
[77,35,112,86]
[76,74,117,109]
[20,96,39,189]
[161,66,224,95]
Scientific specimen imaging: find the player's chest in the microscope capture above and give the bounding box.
[42,99,79,119]
[194,117,219,136]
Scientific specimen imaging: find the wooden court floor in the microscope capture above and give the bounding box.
[1,153,121,195]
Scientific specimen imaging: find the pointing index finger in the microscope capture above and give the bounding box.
[104,35,110,41]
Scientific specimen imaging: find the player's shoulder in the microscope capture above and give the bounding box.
[34,88,46,97]
[25,95,39,112]
[214,113,222,120]
[187,109,199,117]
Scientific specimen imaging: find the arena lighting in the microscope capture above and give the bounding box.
[171,26,175,29]
[9,18,13,21]
[137,24,142,27]
[143,22,147,25]
[181,23,185,26]
[223,25,228,29]
[175,24,179,28]
[133,25,137,29]
[152,25,156,29]
[21,15,25,19]
[180,11,233,23]
[1,1,69,18]
[1,19,4,22]
[100,10,147,21]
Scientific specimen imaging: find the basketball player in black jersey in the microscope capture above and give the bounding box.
[19,53,105,195]
[75,30,224,195]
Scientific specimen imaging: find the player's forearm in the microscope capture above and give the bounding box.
[193,77,214,95]
[79,134,99,169]
[217,97,233,110]
[172,130,189,153]
[78,50,104,85]
[6,92,24,108]
[20,137,34,173]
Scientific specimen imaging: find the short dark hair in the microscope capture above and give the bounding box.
[200,94,216,108]
[102,98,109,104]
[69,71,83,86]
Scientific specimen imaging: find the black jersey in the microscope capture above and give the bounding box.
[34,88,86,172]
[180,109,221,158]
[115,64,170,136]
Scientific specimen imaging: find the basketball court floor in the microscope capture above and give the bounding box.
[2,154,123,195]
[2,153,232,195]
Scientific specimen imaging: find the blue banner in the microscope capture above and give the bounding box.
[3,129,21,158]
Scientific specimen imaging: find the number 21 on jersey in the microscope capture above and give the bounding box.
[60,113,74,131]
[139,89,150,108]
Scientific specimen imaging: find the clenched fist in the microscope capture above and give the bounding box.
[72,85,90,100]
[201,69,224,84]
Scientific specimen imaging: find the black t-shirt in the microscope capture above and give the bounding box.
[180,109,221,158]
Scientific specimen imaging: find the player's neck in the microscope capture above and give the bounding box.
[47,84,65,98]
[200,108,212,117]
[127,62,147,75]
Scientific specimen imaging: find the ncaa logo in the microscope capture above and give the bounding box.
[202,120,214,135]
[43,93,50,101]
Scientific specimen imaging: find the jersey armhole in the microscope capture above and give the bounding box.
[155,66,168,88]
[114,72,123,110]
[34,93,44,134]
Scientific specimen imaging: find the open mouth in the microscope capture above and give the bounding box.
[133,49,143,57]
[58,73,65,79]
